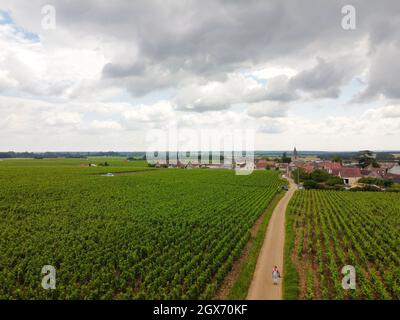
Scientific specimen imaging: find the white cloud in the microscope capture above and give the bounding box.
[0,68,17,90]
[247,102,289,118]
[174,73,297,112]
[87,120,123,131]
[0,18,107,99]
[251,66,298,80]
[173,74,251,112]
[44,111,83,126]
[123,100,174,123]
[363,105,400,119]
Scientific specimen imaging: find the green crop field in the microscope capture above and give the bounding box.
[0,158,283,299]
[284,190,400,300]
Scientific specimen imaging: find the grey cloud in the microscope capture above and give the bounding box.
[102,61,146,78]
[289,57,361,98]
[3,0,400,101]
[358,43,400,100]
[246,76,298,103]
[76,0,365,95]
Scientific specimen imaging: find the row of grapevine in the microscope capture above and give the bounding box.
[286,190,400,300]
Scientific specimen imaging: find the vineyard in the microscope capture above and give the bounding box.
[285,190,400,299]
[0,158,283,299]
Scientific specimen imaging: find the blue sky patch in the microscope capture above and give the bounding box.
[0,9,40,42]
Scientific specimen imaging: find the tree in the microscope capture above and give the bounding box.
[376,152,395,161]
[332,156,342,164]
[326,176,344,186]
[383,179,394,188]
[359,177,393,188]
[291,168,309,184]
[358,150,379,168]
[281,152,292,164]
[310,169,331,183]
[292,168,344,188]
[303,180,318,189]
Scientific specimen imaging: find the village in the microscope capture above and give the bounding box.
[261,148,400,188]
[152,148,400,189]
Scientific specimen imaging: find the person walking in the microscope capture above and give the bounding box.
[272,266,281,285]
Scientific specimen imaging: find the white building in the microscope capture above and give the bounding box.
[388,165,400,175]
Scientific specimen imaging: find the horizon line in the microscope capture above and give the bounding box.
[1,150,400,153]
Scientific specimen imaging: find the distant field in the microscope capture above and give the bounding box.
[0,158,283,299]
[285,190,400,300]
[0,157,148,168]
[300,156,320,161]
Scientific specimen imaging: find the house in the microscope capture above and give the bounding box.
[206,163,224,169]
[302,163,315,173]
[361,169,382,178]
[331,168,362,186]
[361,166,388,178]
[290,160,315,173]
[277,163,290,175]
[388,165,400,175]
[379,162,397,170]
[292,159,306,167]
[320,161,342,172]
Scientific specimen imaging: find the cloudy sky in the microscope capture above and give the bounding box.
[0,0,400,152]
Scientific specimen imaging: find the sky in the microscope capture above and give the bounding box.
[0,0,400,152]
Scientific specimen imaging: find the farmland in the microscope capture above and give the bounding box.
[285,190,400,299]
[0,158,283,299]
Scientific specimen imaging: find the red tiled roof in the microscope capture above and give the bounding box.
[322,162,342,170]
[380,163,397,170]
[302,164,315,173]
[333,167,362,178]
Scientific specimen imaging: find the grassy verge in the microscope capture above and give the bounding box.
[227,191,285,299]
[283,192,299,299]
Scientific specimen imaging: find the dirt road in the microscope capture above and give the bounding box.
[246,178,297,300]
